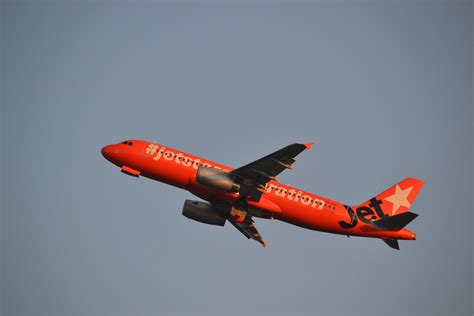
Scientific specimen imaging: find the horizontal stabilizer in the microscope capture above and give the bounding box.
[372,211,418,231]
[382,238,400,250]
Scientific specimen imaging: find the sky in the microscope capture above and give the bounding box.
[1,1,472,315]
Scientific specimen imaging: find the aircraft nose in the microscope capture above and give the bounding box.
[101,145,117,162]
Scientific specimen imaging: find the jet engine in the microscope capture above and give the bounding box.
[182,200,226,226]
[195,166,240,193]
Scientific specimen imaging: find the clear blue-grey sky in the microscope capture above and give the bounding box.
[1,1,472,315]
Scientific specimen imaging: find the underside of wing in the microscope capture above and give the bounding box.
[230,143,313,201]
[228,216,266,247]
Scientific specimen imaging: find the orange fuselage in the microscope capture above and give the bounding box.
[102,140,416,241]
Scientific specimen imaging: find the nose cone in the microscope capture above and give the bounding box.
[101,145,118,163]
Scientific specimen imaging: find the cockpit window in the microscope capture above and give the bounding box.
[121,141,133,146]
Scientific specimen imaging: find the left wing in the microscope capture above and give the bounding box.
[230,142,314,201]
[228,216,266,247]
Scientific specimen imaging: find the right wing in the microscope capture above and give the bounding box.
[230,143,314,201]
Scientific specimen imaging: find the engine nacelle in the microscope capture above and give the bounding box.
[182,200,226,226]
[195,166,240,193]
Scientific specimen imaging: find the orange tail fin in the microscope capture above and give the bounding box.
[353,178,425,218]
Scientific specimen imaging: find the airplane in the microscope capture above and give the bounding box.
[101,140,424,250]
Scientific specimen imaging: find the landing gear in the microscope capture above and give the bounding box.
[229,197,248,223]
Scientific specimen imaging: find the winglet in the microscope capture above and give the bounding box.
[304,142,315,150]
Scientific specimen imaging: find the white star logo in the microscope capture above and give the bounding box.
[384,185,413,215]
